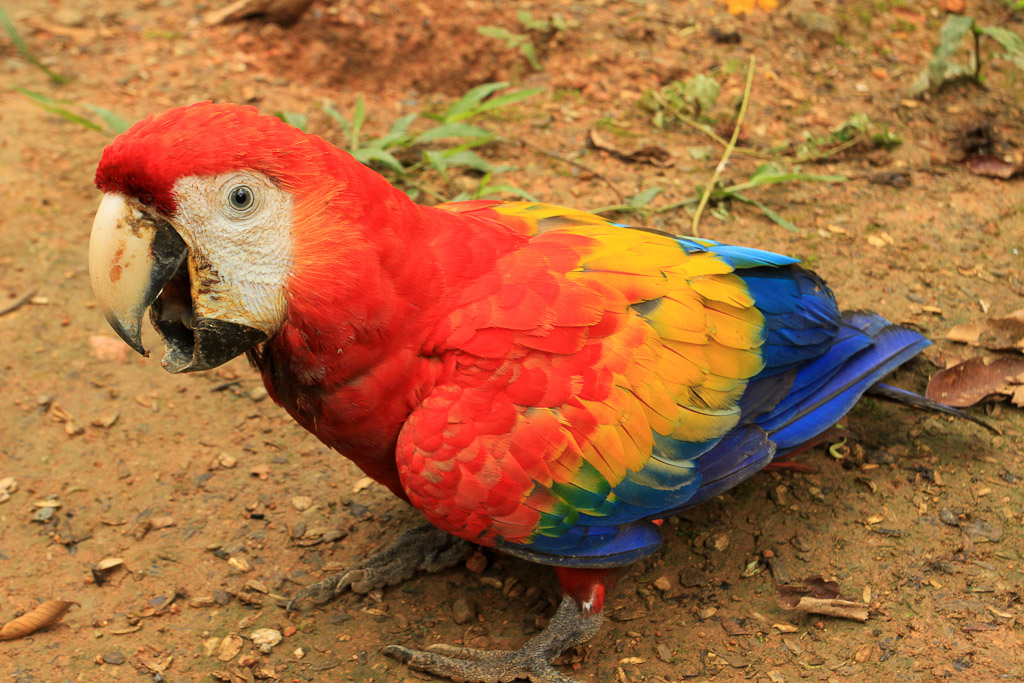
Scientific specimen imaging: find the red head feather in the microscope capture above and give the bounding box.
[95,101,339,215]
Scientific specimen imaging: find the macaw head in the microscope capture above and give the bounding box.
[89,101,400,373]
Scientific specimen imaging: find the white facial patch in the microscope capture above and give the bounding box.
[170,171,294,336]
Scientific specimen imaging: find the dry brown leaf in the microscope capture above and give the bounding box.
[963,155,1024,179]
[945,323,983,344]
[588,129,673,168]
[938,0,966,13]
[0,601,76,640]
[944,310,1024,350]
[987,310,1024,350]
[926,356,1024,407]
[204,0,315,26]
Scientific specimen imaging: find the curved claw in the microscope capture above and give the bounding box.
[285,522,472,612]
[384,596,603,683]
[286,569,362,611]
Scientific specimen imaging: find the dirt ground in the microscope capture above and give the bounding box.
[2,0,1024,681]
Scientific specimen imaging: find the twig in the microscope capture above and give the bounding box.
[654,86,868,165]
[651,91,773,160]
[690,55,756,238]
[0,290,36,317]
[516,138,625,204]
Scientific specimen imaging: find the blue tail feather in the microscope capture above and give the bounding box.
[757,312,930,453]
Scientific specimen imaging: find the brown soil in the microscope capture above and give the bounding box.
[1,1,1023,682]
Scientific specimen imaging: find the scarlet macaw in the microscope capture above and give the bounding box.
[89,102,975,683]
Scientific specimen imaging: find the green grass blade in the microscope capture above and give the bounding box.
[351,96,366,150]
[412,122,493,145]
[477,184,538,201]
[321,102,352,137]
[465,87,544,118]
[444,81,510,122]
[17,88,103,131]
[628,186,663,208]
[84,104,132,134]
[437,149,493,173]
[352,148,405,173]
[731,193,800,233]
[0,6,68,84]
[519,42,542,70]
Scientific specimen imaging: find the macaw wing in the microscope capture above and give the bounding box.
[397,202,925,567]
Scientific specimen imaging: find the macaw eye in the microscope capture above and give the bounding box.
[227,185,254,212]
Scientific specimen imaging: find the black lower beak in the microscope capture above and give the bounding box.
[150,261,268,373]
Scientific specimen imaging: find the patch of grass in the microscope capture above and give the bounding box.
[910,14,1024,94]
[0,5,67,83]
[477,26,542,70]
[477,9,573,71]
[640,73,721,128]
[279,82,542,202]
[792,113,902,162]
[593,163,847,232]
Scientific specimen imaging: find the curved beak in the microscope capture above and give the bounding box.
[89,193,268,373]
[88,193,188,356]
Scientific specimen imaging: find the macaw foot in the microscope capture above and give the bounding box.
[286,522,471,608]
[385,595,603,683]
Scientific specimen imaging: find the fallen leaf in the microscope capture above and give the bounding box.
[945,311,1024,351]
[985,310,1024,350]
[945,323,984,344]
[938,0,966,12]
[217,634,244,662]
[963,155,1024,179]
[0,601,76,640]
[589,129,673,167]
[926,356,1024,407]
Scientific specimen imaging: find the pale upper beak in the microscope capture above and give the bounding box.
[88,193,267,373]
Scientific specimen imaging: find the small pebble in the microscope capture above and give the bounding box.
[465,551,488,574]
[453,597,476,624]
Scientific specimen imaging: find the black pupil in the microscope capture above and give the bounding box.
[230,187,251,209]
